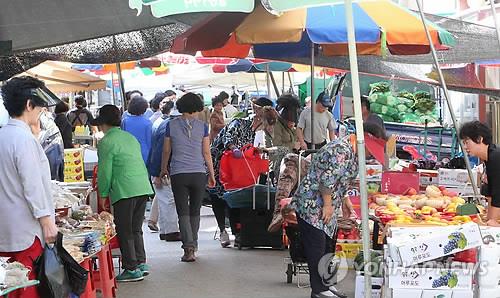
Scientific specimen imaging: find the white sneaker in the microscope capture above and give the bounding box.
[220,230,230,248]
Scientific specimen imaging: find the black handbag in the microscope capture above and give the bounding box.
[37,235,71,298]
[56,233,89,295]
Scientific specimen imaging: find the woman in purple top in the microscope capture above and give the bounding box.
[160,93,216,262]
[121,96,152,163]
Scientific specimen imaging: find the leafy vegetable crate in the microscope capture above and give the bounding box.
[387,223,482,266]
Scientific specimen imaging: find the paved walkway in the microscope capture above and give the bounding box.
[118,207,356,298]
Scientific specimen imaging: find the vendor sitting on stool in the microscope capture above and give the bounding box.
[459,121,500,226]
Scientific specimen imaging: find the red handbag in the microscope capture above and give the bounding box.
[219,144,269,191]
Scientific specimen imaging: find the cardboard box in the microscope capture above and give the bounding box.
[357,164,383,181]
[452,289,474,298]
[438,169,478,188]
[418,170,439,187]
[389,223,482,266]
[422,289,453,298]
[478,226,500,245]
[391,288,423,298]
[336,242,363,259]
[64,149,85,182]
[387,265,474,290]
[355,274,383,298]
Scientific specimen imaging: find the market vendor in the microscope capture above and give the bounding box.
[92,104,154,282]
[290,123,386,298]
[361,95,386,137]
[0,76,58,298]
[459,121,500,226]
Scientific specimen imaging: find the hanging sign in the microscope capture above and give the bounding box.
[262,0,342,12]
[129,0,254,18]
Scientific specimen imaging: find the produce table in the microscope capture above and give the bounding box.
[0,280,39,298]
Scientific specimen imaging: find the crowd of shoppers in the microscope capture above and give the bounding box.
[1,76,393,297]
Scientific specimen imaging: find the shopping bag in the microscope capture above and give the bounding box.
[37,237,71,298]
[219,144,269,190]
[56,233,88,295]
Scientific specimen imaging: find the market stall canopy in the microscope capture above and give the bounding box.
[17,61,106,93]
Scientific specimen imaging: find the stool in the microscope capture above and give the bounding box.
[79,258,96,298]
[91,244,117,298]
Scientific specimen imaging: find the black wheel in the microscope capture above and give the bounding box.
[286,264,293,284]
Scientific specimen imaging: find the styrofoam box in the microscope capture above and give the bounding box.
[389,223,482,266]
[438,168,478,188]
[387,264,474,290]
[355,274,383,298]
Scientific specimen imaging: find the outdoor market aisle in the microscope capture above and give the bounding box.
[118,207,356,298]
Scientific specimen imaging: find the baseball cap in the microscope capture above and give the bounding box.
[90,105,121,126]
[316,91,334,108]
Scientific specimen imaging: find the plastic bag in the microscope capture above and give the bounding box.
[37,237,71,298]
[56,233,88,295]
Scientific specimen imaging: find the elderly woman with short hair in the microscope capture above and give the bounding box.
[121,96,153,163]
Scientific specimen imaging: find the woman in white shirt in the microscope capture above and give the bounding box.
[0,76,58,298]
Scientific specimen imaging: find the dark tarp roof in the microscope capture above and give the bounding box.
[0,0,208,53]
[0,0,211,80]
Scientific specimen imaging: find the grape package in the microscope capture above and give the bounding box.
[443,232,466,254]
[431,271,457,288]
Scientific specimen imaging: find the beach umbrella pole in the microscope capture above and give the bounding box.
[269,72,281,98]
[489,0,500,48]
[266,64,272,97]
[253,73,261,96]
[344,1,371,297]
[288,72,295,95]
[415,0,479,196]
[310,43,315,149]
[116,62,127,108]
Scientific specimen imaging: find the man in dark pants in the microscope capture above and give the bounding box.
[92,105,154,282]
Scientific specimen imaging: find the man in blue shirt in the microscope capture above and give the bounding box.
[147,101,181,241]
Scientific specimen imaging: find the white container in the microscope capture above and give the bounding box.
[387,264,474,290]
[355,273,383,298]
[478,288,500,298]
[438,168,478,188]
[390,223,482,266]
[391,288,422,298]
[421,289,453,298]
[452,289,475,298]
[478,243,500,288]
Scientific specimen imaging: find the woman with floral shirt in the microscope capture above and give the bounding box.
[291,123,386,298]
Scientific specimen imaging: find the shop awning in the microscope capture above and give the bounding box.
[17,61,106,93]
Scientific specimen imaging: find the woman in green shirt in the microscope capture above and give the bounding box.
[92,105,154,283]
